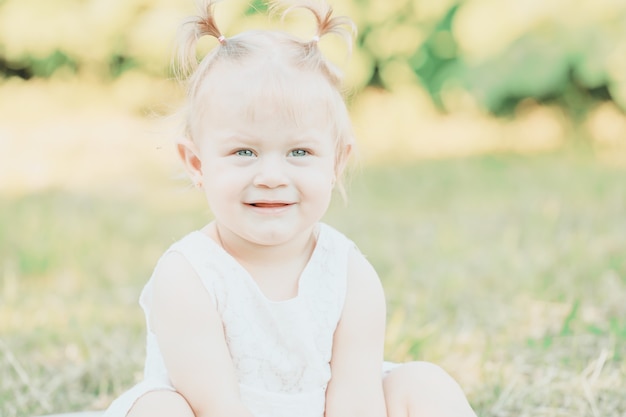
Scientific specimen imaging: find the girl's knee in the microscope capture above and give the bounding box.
[127,390,194,417]
[386,361,460,389]
[384,361,476,417]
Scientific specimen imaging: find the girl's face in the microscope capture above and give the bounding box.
[182,63,342,247]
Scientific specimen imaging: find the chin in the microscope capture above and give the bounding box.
[247,224,315,246]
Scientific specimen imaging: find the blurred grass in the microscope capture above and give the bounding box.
[1,150,625,416]
[2,1,626,415]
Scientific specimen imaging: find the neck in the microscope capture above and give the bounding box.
[212,222,317,267]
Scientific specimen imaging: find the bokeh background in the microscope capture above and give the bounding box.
[1,0,625,416]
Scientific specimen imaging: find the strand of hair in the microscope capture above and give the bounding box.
[173,0,224,80]
[273,0,356,49]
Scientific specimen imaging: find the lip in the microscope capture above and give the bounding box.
[245,201,295,214]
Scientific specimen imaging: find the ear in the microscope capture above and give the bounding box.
[176,137,203,185]
[335,143,353,179]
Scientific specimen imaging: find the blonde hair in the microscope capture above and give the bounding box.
[173,0,357,188]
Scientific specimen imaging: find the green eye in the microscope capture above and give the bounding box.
[290,149,309,157]
[236,149,255,157]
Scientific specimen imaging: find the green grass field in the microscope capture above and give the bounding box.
[1,150,625,417]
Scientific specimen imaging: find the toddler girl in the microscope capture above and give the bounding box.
[103,1,477,416]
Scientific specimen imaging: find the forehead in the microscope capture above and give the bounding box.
[195,59,341,131]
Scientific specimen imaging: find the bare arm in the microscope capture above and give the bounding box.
[324,249,388,417]
[150,252,253,417]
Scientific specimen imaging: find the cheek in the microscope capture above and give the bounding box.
[202,169,244,205]
[203,161,250,185]
[303,168,335,198]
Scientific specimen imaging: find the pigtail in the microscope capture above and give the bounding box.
[174,0,226,80]
[272,0,357,52]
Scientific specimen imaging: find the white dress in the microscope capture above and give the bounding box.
[104,222,385,417]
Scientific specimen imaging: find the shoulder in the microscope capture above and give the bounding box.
[149,231,220,309]
[319,222,353,245]
[345,237,375,277]
[345,246,385,306]
[147,246,220,336]
[152,250,203,301]
[318,223,386,316]
[152,230,221,285]
[154,248,195,281]
[318,222,381,288]
[151,234,200,287]
[164,230,212,257]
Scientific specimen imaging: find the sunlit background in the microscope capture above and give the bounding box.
[1,0,625,416]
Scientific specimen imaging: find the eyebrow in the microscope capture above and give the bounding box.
[213,132,257,145]
[217,131,329,146]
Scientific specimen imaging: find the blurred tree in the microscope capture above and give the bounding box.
[466,2,625,108]
[408,4,460,109]
[459,24,617,119]
[1,0,625,133]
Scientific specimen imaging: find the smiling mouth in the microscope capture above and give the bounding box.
[249,202,293,208]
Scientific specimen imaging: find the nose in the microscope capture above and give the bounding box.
[253,155,288,188]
